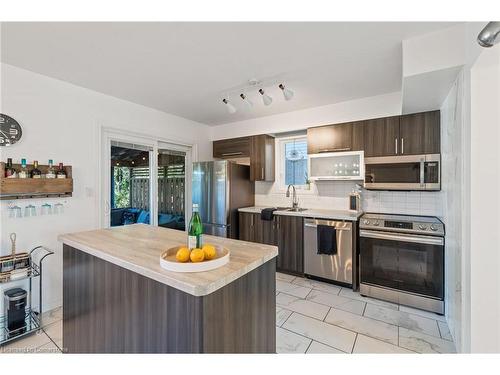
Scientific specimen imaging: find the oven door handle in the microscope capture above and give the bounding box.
[360,230,444,246]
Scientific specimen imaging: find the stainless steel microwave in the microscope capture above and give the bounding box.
[364,154,440,191]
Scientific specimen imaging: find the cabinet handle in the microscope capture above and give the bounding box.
[401,138,404,154]
[221,152,243,156]
[319,147,351,153]
[395,138,398,154]
[261,167,264,180]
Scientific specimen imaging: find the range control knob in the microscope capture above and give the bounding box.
[418,224,428,230]
[373,220,380,226]
[430,224,438,231]
[363,220,371,225]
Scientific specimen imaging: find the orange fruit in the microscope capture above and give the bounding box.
[202,244,217,260]
[190,248,205,263]
[176,247,190,263]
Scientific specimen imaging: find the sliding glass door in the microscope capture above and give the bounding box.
[101,129,192,231]
[110,141,153,227]
[157,149,186,231]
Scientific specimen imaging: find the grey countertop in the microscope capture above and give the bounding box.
[238,206,363,221]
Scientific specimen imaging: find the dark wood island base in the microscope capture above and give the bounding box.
[63,244,276,353]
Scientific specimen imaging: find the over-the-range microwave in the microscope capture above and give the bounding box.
[364,154,441,191]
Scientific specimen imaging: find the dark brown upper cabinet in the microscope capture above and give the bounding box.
[213,136,251,158]
[213,134,275,182]
[307,122,353,154]
[250,134,275,182]
[363,116,400,157]
[362,111,441,157]
[399,110,440,155]
[351,121,365,151]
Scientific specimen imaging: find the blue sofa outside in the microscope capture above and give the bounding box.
[111,208,184,230]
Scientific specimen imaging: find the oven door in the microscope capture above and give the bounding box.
[359,230,444,299]
[364,154,440,191]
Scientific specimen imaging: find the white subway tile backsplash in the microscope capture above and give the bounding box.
[255,181,443,217]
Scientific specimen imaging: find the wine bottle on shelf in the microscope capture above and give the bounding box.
[18,159,29,179]
[46,159,56,179]
[5,158,17,178]
[56,163,67,179]
[31,160,42,178]
[188,203,203,249]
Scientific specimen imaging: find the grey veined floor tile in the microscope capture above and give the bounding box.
[364,304,440,338]
[292,277,342,295]
[276,280,312,298]
[277,292,330,321]
[276,307,293,327]
[276,327,311,354]
[307,289,366,315]
[398,328,456,354]
[306,341,345,354]
[339,288,399,310]
[283,312,356,353]
[353,334,414,354]
[438,321,453,341]
[325,308,398,345]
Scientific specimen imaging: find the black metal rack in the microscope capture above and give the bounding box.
[0,246,54,346]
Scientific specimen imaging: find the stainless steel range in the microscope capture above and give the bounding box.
[359,213,445,314]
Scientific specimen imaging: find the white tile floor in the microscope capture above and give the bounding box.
[0,273,456,354]
[276,272,456,354]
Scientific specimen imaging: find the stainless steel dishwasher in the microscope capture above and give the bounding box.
[304,218,353,285]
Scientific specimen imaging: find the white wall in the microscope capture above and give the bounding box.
[469,44,500,353]
[439,70,465,349]
[0,63,212,313]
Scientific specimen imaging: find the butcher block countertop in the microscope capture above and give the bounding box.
[58,224,278,297]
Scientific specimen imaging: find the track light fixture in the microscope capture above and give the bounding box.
[258,89,273,106]
[222,98,237,114]
[221,81,294,114]
[279,83,294,101]
[239,93,253,108]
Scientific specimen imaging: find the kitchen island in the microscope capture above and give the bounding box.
[58,224,278,353]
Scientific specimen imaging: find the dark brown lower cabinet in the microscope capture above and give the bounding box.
[239,212,304,275]
[276,215,303,275]
[63,244,276,353]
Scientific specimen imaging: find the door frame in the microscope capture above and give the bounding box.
[99,126,195,230]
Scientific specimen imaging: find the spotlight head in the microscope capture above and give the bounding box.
[240,93,253,108]
[259,89,273,106]
[279,83,294,101]
[222,98,237,114]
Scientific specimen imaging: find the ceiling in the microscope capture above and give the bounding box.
[1,22,459,126]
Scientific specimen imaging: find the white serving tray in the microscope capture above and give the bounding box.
[160,245,230,273]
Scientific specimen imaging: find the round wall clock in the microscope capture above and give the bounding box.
[0,113,23,146]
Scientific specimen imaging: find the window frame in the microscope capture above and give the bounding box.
[277,135,312,193]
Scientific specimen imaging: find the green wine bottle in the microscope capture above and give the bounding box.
[188,204,203,249]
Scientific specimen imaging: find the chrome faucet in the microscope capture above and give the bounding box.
[286,184,299,209]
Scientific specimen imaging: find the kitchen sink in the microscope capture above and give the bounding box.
[275,207,308,212]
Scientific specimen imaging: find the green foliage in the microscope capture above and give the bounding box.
[113,167,131,208]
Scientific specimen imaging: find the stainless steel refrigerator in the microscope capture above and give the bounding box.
[192,160,254,239]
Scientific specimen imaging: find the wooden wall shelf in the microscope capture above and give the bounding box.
[0,162,73,200]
